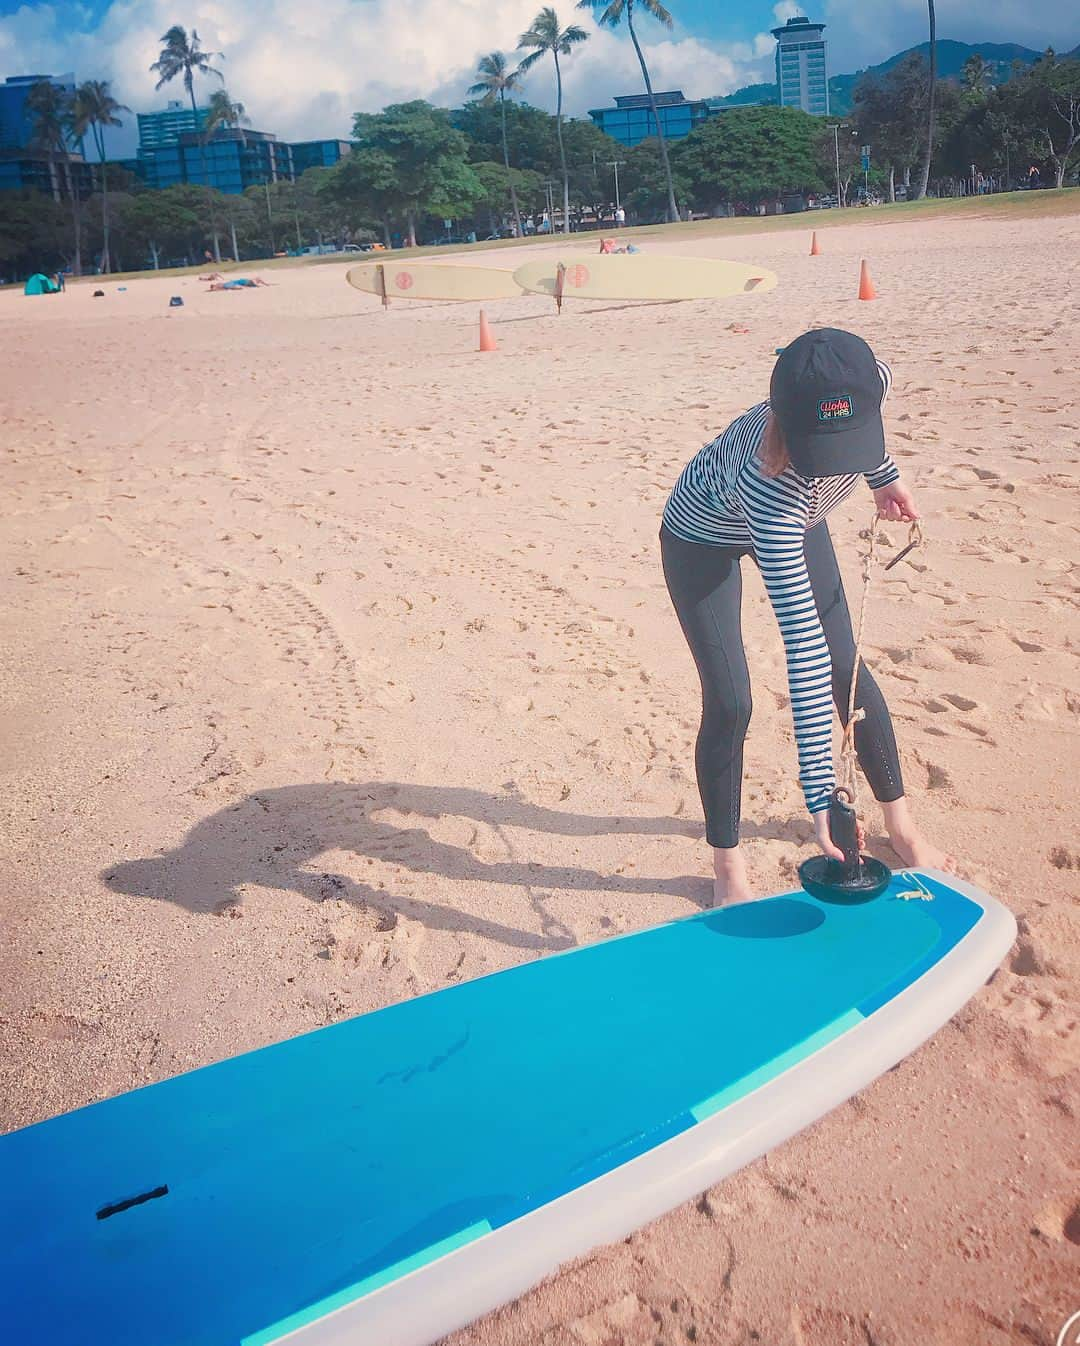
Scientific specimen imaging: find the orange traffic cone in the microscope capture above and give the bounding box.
[810,230,821,256]
[857,259,877,300]
[478,309,497,352]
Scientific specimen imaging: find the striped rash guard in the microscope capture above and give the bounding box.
[661,362,899,815]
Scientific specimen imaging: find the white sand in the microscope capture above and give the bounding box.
[1,209,1078,1344]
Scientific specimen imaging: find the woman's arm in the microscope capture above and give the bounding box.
[736,468,835,817]
[864,451,899,491]
[872,472,921,522]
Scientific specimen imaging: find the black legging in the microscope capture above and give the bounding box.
[661,520,904,848]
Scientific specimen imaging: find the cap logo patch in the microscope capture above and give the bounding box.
[818,395,853,421]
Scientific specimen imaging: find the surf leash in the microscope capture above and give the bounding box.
[799,513,925,904]
[838,513,924,807]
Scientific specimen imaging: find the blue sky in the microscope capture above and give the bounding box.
[0,1,1074,157]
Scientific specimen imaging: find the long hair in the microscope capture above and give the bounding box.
[760,411,791,478]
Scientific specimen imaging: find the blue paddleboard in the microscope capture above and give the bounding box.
[1,870,1013,1346]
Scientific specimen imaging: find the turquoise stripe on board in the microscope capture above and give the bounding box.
[690,1008,864,1122]
[243,1220,493,1345]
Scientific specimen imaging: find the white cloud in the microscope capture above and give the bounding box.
[0,0,777,153]
[2,0,1070,156]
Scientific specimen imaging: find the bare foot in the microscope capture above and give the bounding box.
[712,846,755,907]
[887,830,955,873]
[880,797,955,874]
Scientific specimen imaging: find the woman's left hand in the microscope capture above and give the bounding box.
[872,481,920,522]
[813,811,867,862]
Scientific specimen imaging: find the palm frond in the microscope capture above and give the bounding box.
[469,51,521,100]
[638,0,674,26]
[577,0,625,25]
[151,25,223,91]
[515,40,546,72]
[558,24,589,49]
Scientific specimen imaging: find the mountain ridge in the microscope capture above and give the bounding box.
[711,37,1080,116]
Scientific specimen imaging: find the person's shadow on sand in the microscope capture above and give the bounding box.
[105,781,734,953]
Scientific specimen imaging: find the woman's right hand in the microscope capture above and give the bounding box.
[813,811,866,862]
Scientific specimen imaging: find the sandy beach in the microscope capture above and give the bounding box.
[1,206,1078,1344]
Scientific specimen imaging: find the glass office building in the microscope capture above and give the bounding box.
[772,15,829,116]
[137,100,208,152]
[0,152,93,199]
[0,73,76,152]
[588,91,714,148]
[142,128,294,194]
[138,130,349,194]
[290,140,351,174]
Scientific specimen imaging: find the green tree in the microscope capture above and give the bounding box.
[25,79,82,275]
[621,137,691,219]
[962,54,991,93]
[243,177,320,255]
[150,25,225,261]
[468,160,544,233]
[351,101,484,245]
[290,167,357,248]
[517,9,589,234]
[71,80,130,273]
[203,90,250,259]
[958,74,1042,188]
[319,147,401,247]
[468,53,525,236]
[559,117,625,218]
[854,56,929,200]
[1021,55,1080,188]
[452,98,558,175]
[116,186,203,268]
[577,0,680,222]
[914,0,937,199]
[671,106,826,211]
[0,189,68,278]
[79,167,137,268]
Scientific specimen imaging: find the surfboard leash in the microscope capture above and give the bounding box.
[838,513,925,808]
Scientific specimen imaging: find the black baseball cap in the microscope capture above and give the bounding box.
[769,328,886,478]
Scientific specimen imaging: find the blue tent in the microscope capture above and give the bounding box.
[24,273,58,296]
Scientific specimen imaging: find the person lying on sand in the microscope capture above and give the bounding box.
[660,328,953,906]
[198,272,224,282]
[206,277,271,291]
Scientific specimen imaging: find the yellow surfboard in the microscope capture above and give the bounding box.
[512,255,778,303]
[346,263,522,302]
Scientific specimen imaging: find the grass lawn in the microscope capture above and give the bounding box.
[46,187,1080,286]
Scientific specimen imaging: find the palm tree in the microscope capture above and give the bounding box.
[914,0,936,200]
[25,79,82,275]
[204,88,248,137]
[468,53,525,238]
[72,80,131,274]
[150,25,224,261]
[204,91,250,261]
[518,9,589,235]
[577,0,679,222]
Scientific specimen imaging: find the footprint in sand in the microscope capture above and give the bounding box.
[995,987,1079,1079]
[1031,1198,1080,1247]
